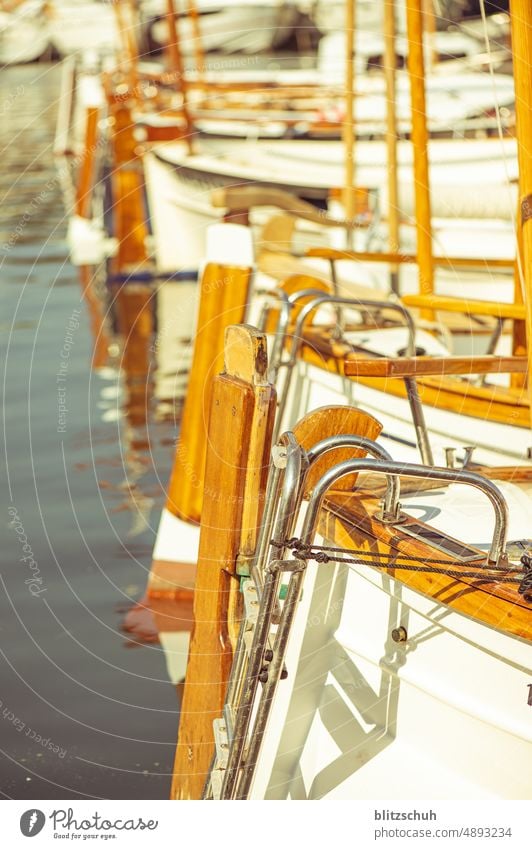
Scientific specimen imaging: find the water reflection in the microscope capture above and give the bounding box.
[1,63,182,799]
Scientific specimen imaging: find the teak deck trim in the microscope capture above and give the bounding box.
[319,492,531,641]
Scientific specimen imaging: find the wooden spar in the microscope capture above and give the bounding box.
[383,0,400,294]
[343,0,356,249]
[171,326,276,800]
[113,1,139,96]
[306,246,515,271]
[512,208,527,387]
[405,0,434,317]
[510,0,532,412]
[422,0,437,72]
[186,0,205,82]
[124,1,141,92]
[166,259,253,524]
[164,0,195,151]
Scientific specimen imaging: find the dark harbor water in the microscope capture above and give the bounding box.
[1,64,179,799]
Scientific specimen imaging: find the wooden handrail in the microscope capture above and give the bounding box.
[344,355,528,379]
[306,247,515,271]
[401,294,526,320]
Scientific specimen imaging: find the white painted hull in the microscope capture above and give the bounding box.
[0,4,48,65]
[148,0,293,54]
[145,136,518,270]
[47,1,119,56]
[252,535,532,799]
[193,70,515,139]
[206,349,532,798]
[145,224,531,800]
[281,358,530,466]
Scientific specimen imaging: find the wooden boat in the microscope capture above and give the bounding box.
[144,135,518,270]
[59,0,527,436]
[167,322,531,800]
[46,0,120,57]
[142,0,299,56]
[0,0,49,65]
[58,4,532,802]
[145,0,532,801]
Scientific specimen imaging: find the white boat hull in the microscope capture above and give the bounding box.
[253,544,532,799]
[143,136,518,271]
[148,0,294,55]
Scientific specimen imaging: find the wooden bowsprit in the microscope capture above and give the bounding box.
[171,325,276,800]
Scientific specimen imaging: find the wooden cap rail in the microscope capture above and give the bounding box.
[320,493,532,641]
[171,325,276,800]
[306,246,516,272]
[344,355,529,379]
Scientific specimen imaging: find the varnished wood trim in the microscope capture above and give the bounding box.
[320,492,531,641]
[344,355,528,378]
[402,294,525,321]
[307,246,515,271]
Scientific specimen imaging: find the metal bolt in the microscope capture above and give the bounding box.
[444,447,456,469]
[391,626,407,643]
[462,446,476,468]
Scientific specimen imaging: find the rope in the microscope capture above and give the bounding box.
[519,554,532,599]
[270,538,532,600]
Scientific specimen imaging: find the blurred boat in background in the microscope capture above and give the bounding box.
[0,0,48,65]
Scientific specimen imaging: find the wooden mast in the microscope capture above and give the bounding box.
[113,0,139,96]
[187,0,205,82]
[422,0,437,72]
[510,0,532,413]
[165,0,195,151]
[405,0,434,317]
[383,0,400,294]
[343,0,356,247]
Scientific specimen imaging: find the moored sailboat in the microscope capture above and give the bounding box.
[161,0,532,801]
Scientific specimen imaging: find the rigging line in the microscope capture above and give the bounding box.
[270,538,531,596]
[270,537,521,570]
[479,0,524,301]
